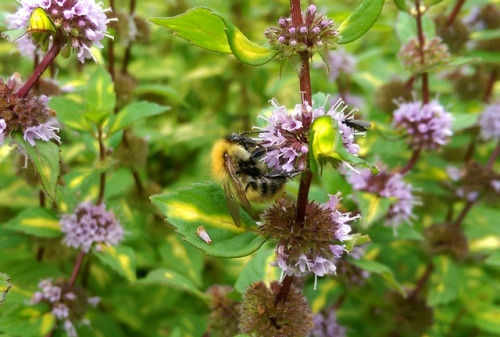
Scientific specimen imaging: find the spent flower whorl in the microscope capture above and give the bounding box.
[0,74,60,147]
[260,194,358,281]
[310,310,346,337]
[31,278,100,337]
[347,165,419,231]
[8,0,114,63]
[399,36,450,73]
[60,202,124,252]
[479,101,500,142]
[255,98,362,173]
[264,5,340,58]
[239,281,313,337]
[423,223,469,261]
[393,100,453,150]
[206,286,240,337]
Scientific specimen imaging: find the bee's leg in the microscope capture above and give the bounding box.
[267,170,300,179]
[249,145,278,160]
[249,147,267,160]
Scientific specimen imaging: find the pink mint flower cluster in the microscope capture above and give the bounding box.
[393,100,453,150]
[8,0,114,62]
[255,98,362,173]
[31,278,100,337]
[264,4,340,57]
[310,310,346,337]
[60,202,124,252]
[263,193,359,287]
[347,166,419,231]
[478,101,500,142]
[0,74,60,147]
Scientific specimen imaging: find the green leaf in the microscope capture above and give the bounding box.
[1,29,27,43]
[139,268,208,302]
[84,67,116,125]
[451,112,479,131]
[354,191,393,228]
[393,0,408,12]
[485,251,500,267]
[95,245,137,282]
[218,15,277,66]
[338,0,385,44]
[159,235,204,287]
[107,101,169,135]
[470,29,500,41]
[150,182,267,258]
[472,306,500,334]
[0,305,55,337]
[343,233,371,252]
[149,8,231,54]
[48,97,92,133]
[420,57,479,73]
[3,208,61,238]
[465,50,500,64]
[12,133,60,202]
[149,7,276,66]
[350,258,405,296]
[0,273,12,306]
[234,246,279,293]
[427,256,459,306]
[309,116,378,174]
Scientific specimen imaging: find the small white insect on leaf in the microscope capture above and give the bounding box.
[195,226,212,245]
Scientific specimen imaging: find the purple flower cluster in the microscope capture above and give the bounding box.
[266,193,359,286]
[60,202,124,252]
[264,5,340,58]
[399,36,450,73]
[255,98,362,173]
[23,121,61,146]
[478,101,500,142]
[31,278,99,337]
[310,310,346,337]
[0,119,6,146]
[393,100,453,150]
[8,0,114,62]
[347,166,419,231]
[0,74,60,147]
[325,49,356,82]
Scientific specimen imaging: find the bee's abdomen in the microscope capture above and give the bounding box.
[245,176,286,202]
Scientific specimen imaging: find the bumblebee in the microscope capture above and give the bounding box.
[211,133,295,227]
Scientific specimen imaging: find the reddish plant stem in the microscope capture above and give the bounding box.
[400,149,421,175]
[415,0,429,104]
[483,68,498,103]
[275,275,294,306]
[44,330,54,337]
[464,136,476,163]
[409,262,434,301]
[453,200,474,228]
[122,0,137,75]
[277,0,315,305]
[405,75,415,90]
[333,294,346,310]
[17,41,61,98]
[108,40,115,80]
[447,0,466,26]
[487,139,500,171]
[97,129,107,205]
[69,250,86,285]
[289,0,303,26]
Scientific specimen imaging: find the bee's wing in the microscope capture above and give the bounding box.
[224,154,252,210]
[223,182,241,228]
